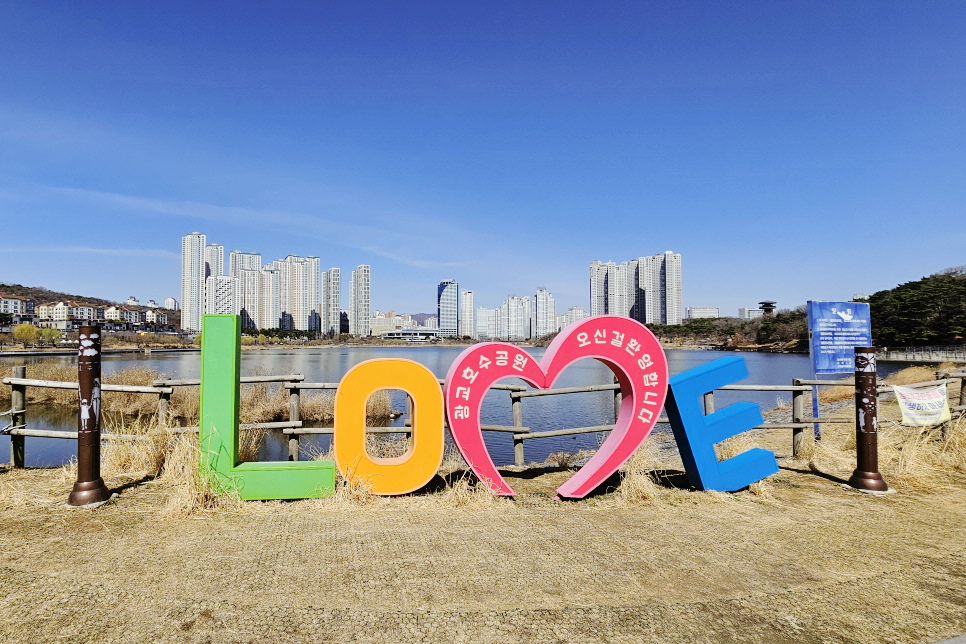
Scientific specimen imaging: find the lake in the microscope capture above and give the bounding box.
[0,346,915,468]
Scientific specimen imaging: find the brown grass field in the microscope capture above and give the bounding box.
[1,364,966,642]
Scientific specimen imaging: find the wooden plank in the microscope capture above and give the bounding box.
[719,384,812,392]
[284,382,340,390]
[7,428,140,440]
[515,384,620,398]
[152,374,305,387]
[0,377,173,394]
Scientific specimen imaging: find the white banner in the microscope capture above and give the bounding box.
[892,384,951,427]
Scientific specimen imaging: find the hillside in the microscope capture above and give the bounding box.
[868,267,966,346]
[0,282,180,328]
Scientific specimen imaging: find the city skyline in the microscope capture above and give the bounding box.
[4,4,960,314]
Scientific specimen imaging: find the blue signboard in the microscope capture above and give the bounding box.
[807,301,872,374]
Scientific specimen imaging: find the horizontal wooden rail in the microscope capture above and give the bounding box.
[514,384,619,398]
[719,384,812,392]
[2,377,173,394]
[7,428,141,440]
[153,374,305,387]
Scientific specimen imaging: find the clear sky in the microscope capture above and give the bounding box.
[1,1,964,316]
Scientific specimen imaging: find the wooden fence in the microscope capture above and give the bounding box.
[4,366,966,468]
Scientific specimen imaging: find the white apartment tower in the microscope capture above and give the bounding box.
[437,279,459,337]
[459,290,474,338]
[181,232,206,332]
[229,251,262,279]
[589,251,682,325]
[259,268,281,329]
[534,287,556,338]
[205,275,239,315]
[321,268,342,336]
[164,297,179,311]
[349,265,371,336]
[271,255,320,331]
[238,269,261,329]
[205,244,225,280]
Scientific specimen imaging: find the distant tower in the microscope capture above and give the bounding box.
[181,232,206,332]
[205,275,239,315]
[534,287,556,337]
[228,250,261,279]
[322,268,341,336]
[349,265,371,335]
[759,301,777,318]
[437,279,459,337]
[459,290,475,338]
[205,244,224,280]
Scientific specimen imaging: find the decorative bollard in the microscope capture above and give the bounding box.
[67,325,111,507]
[847,347,889,492]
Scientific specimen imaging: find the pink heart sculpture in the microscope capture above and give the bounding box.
[444,315,669,499]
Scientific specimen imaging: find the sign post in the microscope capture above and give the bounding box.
[806,301,872,440]
[848,347,889,492]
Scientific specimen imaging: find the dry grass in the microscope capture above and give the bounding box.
[615,442,661,504]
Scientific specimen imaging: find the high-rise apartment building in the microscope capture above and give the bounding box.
[534,287,556,338]
[181,232,206,332]
[556,306,589,332]
[271,255,320,331]
[589,251,682,325]
[321,268,341,336]
[349,265,371,336]
[238,269,261,329]
[205,275,239,315]
[259,268,281,329]
[229,251,261,279]
[459,290,474,338]
[205,244,224,280]
[437,279,459,337]
[164,297,179,310]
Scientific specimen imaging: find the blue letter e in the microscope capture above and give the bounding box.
[665,357,778,492]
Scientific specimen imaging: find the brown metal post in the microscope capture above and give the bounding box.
[10,366,26,468]
[68,326,111,506]
[847,347,889,492]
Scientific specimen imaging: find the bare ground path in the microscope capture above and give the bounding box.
[2,443,966,644]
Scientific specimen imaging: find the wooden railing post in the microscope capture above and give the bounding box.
[157,390,171,426]
[702,391,715,415]
[792,379,805,457]
[288,386,300,461]
[512,393,524,467]
[10,366,25,468]
[613,377,622,422]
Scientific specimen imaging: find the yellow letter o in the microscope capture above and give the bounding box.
[333,359,444,495]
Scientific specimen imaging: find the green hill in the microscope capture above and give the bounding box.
[869,267,966,346]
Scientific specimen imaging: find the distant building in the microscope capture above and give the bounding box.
[534,287,556,338]
[686,307,719,319]
[125,296,140,306]
[259,267,281,329]
[164,297,179,310]
[145,300,159,308]
[349,265,371,335]
[270,255,320,331]
[321,268,341,336]
[0,295,34,315]
[459,290,474,338]
[229,250,261,279]
[738,308,765,320]
[181,232,207,332]
[205,275,239,315]
[238,269,261,329]
[205,244,225,279]
[589,251,682,325]
[556,306,589,332]
[423,316,438,330]
[759,301,777,318]
[437,279,459,337]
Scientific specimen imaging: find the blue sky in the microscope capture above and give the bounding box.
[1,1,964,316]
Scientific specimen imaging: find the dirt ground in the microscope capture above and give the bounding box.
[2,421,966,644]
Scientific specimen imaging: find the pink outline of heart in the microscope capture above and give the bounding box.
[444,315,669,499]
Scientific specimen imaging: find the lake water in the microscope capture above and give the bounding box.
[0,346,915,468]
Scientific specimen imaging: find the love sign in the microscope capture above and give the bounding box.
[199,315,778,500]
[443,315,668,498]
